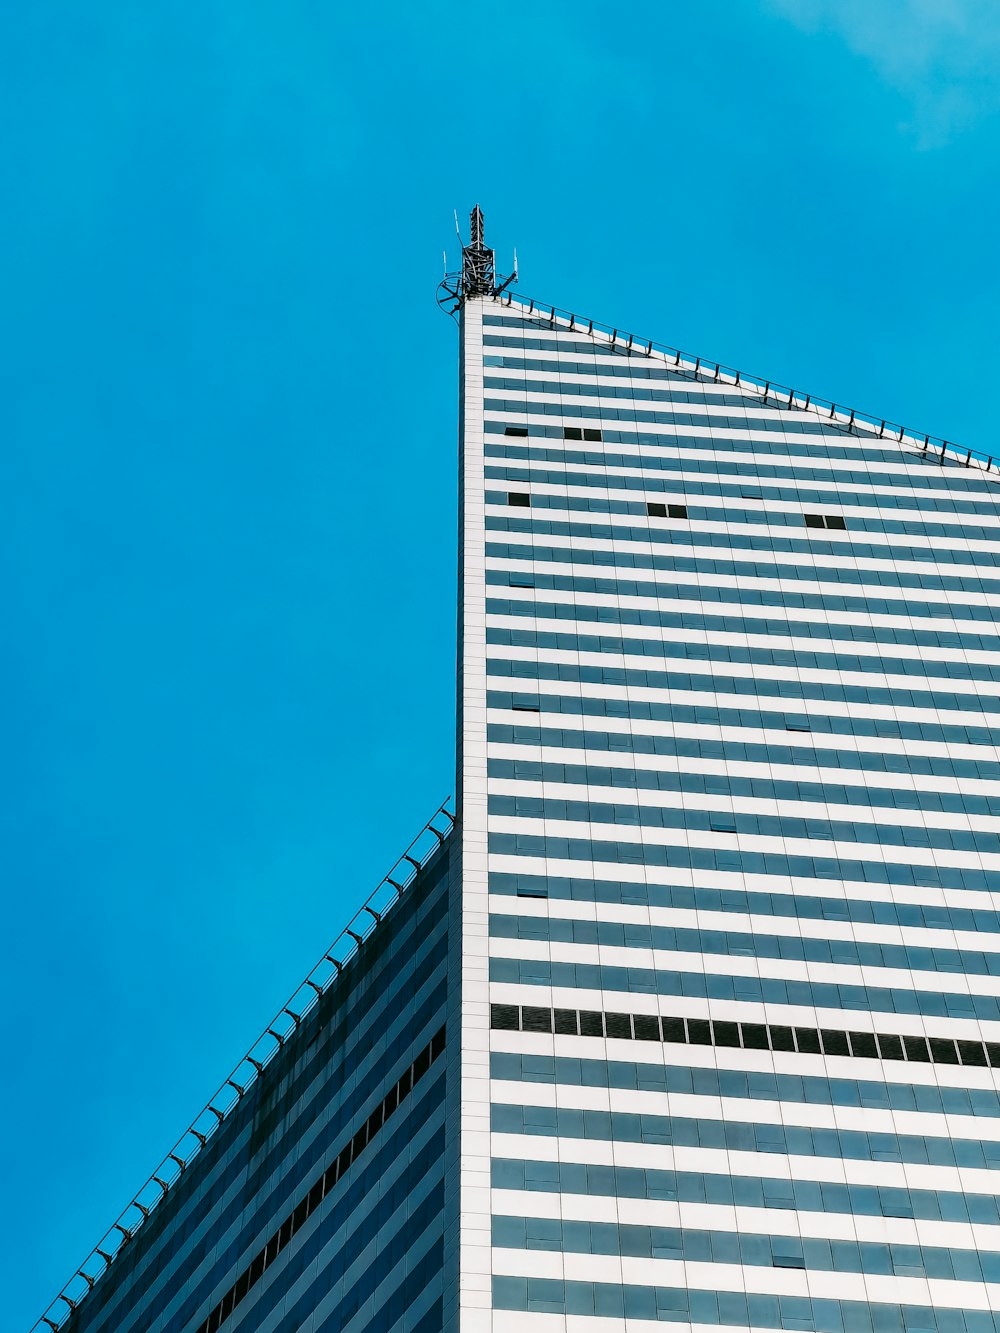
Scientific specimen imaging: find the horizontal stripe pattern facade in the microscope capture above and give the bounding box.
[468,296,1000,1333]
[63,842,457,1333]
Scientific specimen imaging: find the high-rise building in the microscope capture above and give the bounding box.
[36,209,1000,1333]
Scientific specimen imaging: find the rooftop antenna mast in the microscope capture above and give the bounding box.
[438,204,517,316]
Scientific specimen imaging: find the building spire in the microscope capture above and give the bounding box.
[438,205,517,314]
[461,204,495,297]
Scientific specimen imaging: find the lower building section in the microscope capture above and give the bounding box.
[61,838,456,1333]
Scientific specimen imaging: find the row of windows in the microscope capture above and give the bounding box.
[488,1003,997,1068]
[485,620,1000,688]
[491,1101,1000,1171]
[492,1213,997,1283]
[490,374,805,412]
[488,755,997,819]
[487,511,1000,576]
[493,1273,1000,1333]
[486,394,891,441]
[493,1153,1000,1225]
[489,950,1000,1021]
[486,399,993,499]
[487,539,1000,602]
[488,375,990,495]
[490,462,1000,520]
[485,563,1000,627]
[194,1026,446,1333]
[488,457,1000,521]
[490,828,1000,896]
[487,438,996,499]
[487,690,1000,756]
[484,484,1000,542]
[490,1050,1000,1118]
[487,353,771,393]
[483,414,977,478]
[489,911,1000,979]
[489,870,1000,937]
[487,593,1000,657]
[483,326,705,362]
[486,720,1000,784]
[488,791,1000,856]
[487,657,1000,730]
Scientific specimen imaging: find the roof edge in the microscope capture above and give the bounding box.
[494,291,998,480]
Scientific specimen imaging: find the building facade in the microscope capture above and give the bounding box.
[37,213,1000,1333]
[48,828,456,1333]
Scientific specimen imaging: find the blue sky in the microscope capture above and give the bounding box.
[3,2,999,1324]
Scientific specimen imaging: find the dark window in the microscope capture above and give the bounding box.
[929,1037,959,1065]
[508,492,530,507]
[505,425,528,437]
[668,503,687,519]
[563,427,583,440]
[713,1021,740,1048]
[821,1030,850,1057]
[987,1043,1000,1068]
[661,1017,687,1044]
[877,1033,905,1061]
[795,1027,821,1054]
[769,1025,795,1052]
[493,1002,525,1029]
[848,1032,877,1059]
[742,1023,769,1050]
[633,1014,661,1041]
[804,513,826,528]
[805,512,848,530]
[646,502,667,518]
[523,1006,553,1034]
[687,1019,712,1045]
[903,1035,931,1063]
[826,514,847,530]
[579,1010,604,1037]
[583,427,602,442]
[606,1012,633,1040]
[959,1040,988,1067]
[554,1009,579,1036]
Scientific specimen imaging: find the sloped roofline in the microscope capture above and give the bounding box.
[32,799,455,1333]
[494,291,999,480]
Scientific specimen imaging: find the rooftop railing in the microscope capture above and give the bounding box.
[498,292,1000,479]
[32,798,456,1333]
